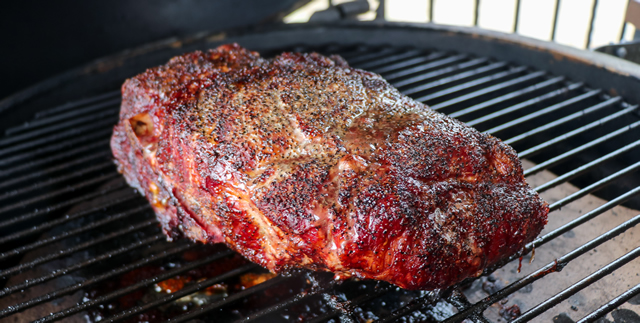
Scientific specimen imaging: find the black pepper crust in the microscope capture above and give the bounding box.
[111,43,548,290]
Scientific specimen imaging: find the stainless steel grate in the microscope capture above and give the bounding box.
[1,42,640,322]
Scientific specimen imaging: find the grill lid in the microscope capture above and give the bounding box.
[1,23,640,322]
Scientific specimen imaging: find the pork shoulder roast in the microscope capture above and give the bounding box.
[111,44,548,290]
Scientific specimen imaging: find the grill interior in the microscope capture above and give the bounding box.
[2,36,640,322]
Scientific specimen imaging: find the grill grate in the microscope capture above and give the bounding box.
[1,43,640,322]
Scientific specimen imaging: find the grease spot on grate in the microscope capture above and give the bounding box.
[612,309,640,323]
[553,312,575,323]
[628,293,640,305]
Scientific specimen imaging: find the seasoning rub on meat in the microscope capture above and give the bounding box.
[111,44,548,290]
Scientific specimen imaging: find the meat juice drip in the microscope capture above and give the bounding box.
[533,259,561,279]
[518,256,523,273]
[530,246,535,263]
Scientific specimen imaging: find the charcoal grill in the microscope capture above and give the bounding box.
[2,22,640,322]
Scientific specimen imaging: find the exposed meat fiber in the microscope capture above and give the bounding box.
[111,43,548,290]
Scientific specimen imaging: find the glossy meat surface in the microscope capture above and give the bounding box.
[111,44,548,290]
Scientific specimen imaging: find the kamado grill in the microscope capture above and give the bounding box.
[2,22,640,322]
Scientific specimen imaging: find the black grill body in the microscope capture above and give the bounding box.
[1,22,640,322]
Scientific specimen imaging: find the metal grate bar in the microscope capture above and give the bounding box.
[443,211,640,323]
[513,246,640,322]
[357,50,430,70]
[445,291,491,323]
[466,82,583,127]
[0,129,112,166]
[0,172,120,214]
[166,275,293,323]
[577,282,640,322]
[534,139,640,193]
[505,97,624,146]
[33,90,119,119]
[484,89,601,135]
[355,49,429,70]
[0,167,118,212]
[0,139,109,177]
[548,160,640,212]
[104,263,258,322]
[375,289,488,323]
[518,105,638,159]
[322,45,364,57]
[306,284,396,323]
[0,119,115,156]
[401,61,508,96]
[0,216,155,279]
[0,234,164,298]
[35,249,238,322]
[0,150,111,189]
[374,291,442,323]
[0,204,148,261]
[0,180,126,229]
[332,45,380,57]
[387,54,474,84]
[0,161,114,202]
[235,280,339,323]
[5,98,120,136]
[344,48,401,65]
[332,46,372,60]
[0,108,117,147]
[531,186,640,251]
[524,119,640,177]
[430,71,546,110]
[415,66,526,103]
[371,52,447,74]
[0,193,136,245]
[238,294,309,323]
[0,242,196,319]
[449,76,565,118]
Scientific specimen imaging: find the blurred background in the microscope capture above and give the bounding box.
[286,0,636,50]
[1,0,638,101]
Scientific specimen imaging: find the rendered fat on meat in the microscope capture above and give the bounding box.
[111,44,548,290]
